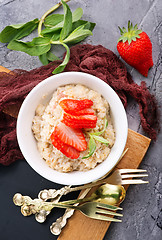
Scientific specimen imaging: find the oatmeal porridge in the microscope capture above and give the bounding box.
[32,84,115,172]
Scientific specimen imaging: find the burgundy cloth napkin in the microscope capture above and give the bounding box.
[0,44,159,165]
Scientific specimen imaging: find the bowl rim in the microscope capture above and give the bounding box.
[17,71,128,185]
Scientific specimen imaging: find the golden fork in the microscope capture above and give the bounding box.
[104,168,149,185]
[13,193,123,223]
[39,168,148,203]
[53,201,123,222]
[64,169,148,193]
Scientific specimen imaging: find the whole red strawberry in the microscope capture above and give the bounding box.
[117,21,153,77]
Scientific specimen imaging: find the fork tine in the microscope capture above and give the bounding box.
[121,174,148,179]
[96,208,123,217]
[121,179,149,185]
[92,214,122,222]
[96,202,122,210]
[119,169,147,174]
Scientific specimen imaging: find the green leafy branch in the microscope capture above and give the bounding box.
[0,0,95,74]
[82,118,109,159]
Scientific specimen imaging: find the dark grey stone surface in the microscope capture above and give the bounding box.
[0,0,161,239]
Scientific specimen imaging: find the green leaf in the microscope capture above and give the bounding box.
[52,43,70,74]
[41,22,63,35]
[42,29,61,40]
[60,0,72,41]
[44,14,64,28]
[118,26,123,35]
[89,118,108,136]
[122,37,128,43]
[0,18,39,43]
[44,8,82,29]
[136,29,142,34]
[117,36,124,42]
[82,118,109,159]
[132,36,136,41]
[72,8,83,22]
[7,37,51,56]
[39,50,60,64]
[84,21,95,32]
[82,136,96,159]
[128,20,131,31]
[50,30,62,41]
[92,136,109,145]
[47,51,60,61]
[39,53,49,65]
[63,24,92,44]
[72,20,96,32]
[128,38,131,45]
[122,27,127,33]
[41,9,94,37]
[42,6,75,36]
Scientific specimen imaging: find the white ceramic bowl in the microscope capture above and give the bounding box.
[17,72,128,186]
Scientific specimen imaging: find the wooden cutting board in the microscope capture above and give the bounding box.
[0,66,151,240]
[58,129,151,240]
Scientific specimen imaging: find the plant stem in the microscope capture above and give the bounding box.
[38,0,71,37]
[50,40,60,45]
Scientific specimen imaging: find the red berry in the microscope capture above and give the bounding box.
[59,99,93,114]
[117,21,153,77]
[70,108,95,116]
[53,122,87,151]
[50,128,80,159]
[62,112,97,129]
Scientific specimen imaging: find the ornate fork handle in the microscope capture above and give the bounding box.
[50,205,75,235]
[50,188,90,235]
[36,186,72,223]
[38,186,72,201]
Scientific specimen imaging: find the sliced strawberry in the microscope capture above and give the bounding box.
[62,119,97,128]
[53,122,87,151]
[59,99,93,114]
[70,108,95,116]
[51,130,80,159]
[62,113,97,129]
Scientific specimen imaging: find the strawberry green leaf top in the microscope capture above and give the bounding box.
[118,21,142,45]
[117,21,153,77]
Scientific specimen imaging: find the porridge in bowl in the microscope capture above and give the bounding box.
[32,84,115,172]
